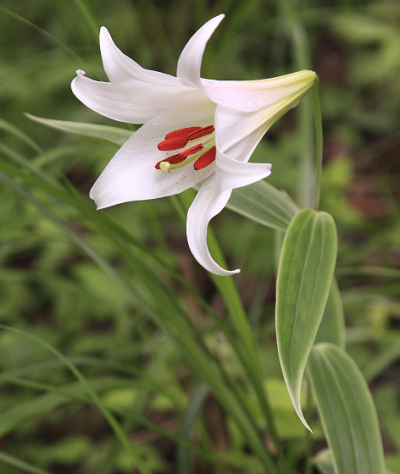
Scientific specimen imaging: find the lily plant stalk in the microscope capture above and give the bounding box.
[72,14,316,275]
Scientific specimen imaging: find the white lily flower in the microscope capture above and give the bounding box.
[72,14,316,276]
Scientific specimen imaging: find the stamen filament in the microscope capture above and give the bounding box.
[157,143,215,172]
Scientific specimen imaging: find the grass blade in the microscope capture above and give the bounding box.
[0,6,97,78]
[26,114,133,146]
[313,449,336,474]
[0,451,52,474]
[177,384,209,474]
[0,118,42,153]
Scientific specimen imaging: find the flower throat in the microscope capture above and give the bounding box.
[156,125,216,173]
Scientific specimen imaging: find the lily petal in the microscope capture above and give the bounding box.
[214,103,277,163]
[100,27,179,86]
[215,148,271,191]
[100,27,204,108]
[202,70,316,112]
[90,102,216,208]
[214,90,306,164]
[187,176,240,276]
[177,14,225,89]
[71,71,165,123]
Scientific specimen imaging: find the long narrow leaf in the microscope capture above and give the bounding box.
[26,114,133,146]
[0,6,96,77]
[313,449,336,474]
[228,179,299,231]
[314,449,393,474]
[0,376,134,438]
[178,384,209,474]
[0,118,42,153]
[0,451,52,474]
[276,208,337,430]
[308,343,385,474]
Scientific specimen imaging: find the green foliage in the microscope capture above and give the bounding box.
[309,343,385,474]
[313,449,336,474]
[0,0,399,473]
[315,278,346,349]
[276,208,338,430]
[26,114,133,146]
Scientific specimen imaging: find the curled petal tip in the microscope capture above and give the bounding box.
[177,14,226,88]
[202,265,241,277]
[99,26,109,36]
[187,176,240,276]
[216,150,272,192]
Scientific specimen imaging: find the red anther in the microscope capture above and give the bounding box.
[187,125,215,141]
[158,137,188,151]
[155,144,204,170]
[165,127,202,140]
[155,153,187,169]
[179,144,204,157]
[194,147,216,170]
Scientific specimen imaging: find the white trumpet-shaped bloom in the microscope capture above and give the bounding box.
[72,14,316,276]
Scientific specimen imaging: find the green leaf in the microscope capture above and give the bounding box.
[177,384,209,474]
[276,208,337,430]
[0,451,52,474]
[264,379,307,438]
[228,179,299,231]
[0,117,42,153]
[315,278,346,349]
[308,343,385,474]
[313,449,336,474]
[0,377,136,438]
[26,113,133,146]
[363,341,400,382]
[313,449,394,474]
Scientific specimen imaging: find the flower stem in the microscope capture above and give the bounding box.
[174,191,282,471]
[277,0,315,208]
[206,226,284,466]
[312,77,323,210]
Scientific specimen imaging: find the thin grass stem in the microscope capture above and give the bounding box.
[72,0,101,41]
[0,6,101,80]
[312,77,323,210]
[0,451,52,474]
[277,0,315,208]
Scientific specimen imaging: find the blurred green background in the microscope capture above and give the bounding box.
[0,0,399,473]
